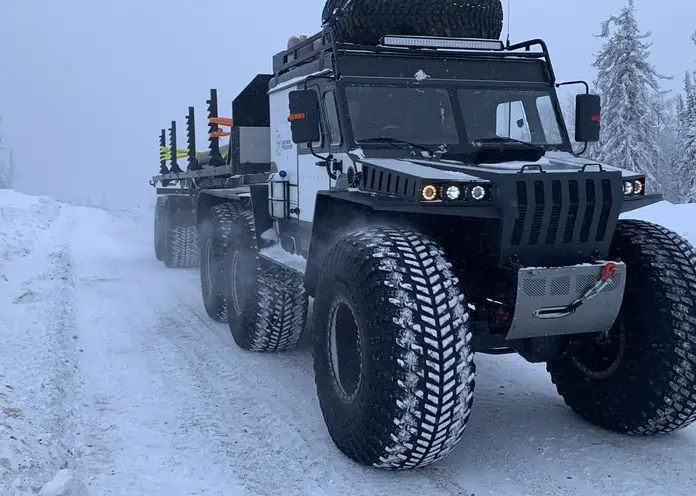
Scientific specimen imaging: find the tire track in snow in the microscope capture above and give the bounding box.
[62,205,468,495]
[67,207,248,495]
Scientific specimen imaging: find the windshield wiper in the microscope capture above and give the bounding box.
[441,135,546,165]
[359,137,436,156]
[473,136,545,152]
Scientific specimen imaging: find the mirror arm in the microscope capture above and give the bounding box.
[556,80,589,94]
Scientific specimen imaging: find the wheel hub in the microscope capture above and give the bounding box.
[571,318,626,379]
[328,296,363,402]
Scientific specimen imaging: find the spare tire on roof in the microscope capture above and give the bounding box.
[324,0,505,46]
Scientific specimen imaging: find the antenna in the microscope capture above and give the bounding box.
[505,0,513,138]
[505,0,512,48]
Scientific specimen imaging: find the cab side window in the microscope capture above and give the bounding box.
[323,90,342,146]
[496,100,531,142]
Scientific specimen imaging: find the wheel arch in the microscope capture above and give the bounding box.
[196,189,250,228]
[306,192,451,297]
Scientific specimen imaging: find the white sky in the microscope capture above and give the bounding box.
[1,0,694,207]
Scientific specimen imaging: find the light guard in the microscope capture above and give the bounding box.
[381,35,505,51]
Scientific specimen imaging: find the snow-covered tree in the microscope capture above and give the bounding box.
[674,71,696,202]
[652,93,679,201]
[589,0,669,193]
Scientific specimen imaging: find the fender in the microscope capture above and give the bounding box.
[195,187,250,226]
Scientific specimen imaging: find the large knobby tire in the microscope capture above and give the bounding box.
[548,219,696,434]
[163,201,198,269]
[199,203,239,322]
[326,0,504,46]
[164,202,198,269]
[224,211,308,351]
[313,226,475,469]
[154,196,167,261]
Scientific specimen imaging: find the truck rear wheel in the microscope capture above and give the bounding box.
[199,203,239,322]
[547,220,696,434]
[327,0,504,46]
[224,211,307,351]
[163,199,198,269]
[154,196,167,261]
[312,226,475,469]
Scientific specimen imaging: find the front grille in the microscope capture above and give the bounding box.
[360,165,418,198]
[511,178,613,246]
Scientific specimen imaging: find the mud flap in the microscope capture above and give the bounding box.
[506,262,626,340]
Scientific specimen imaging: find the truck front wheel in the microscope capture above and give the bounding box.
[548,219,696,434]
[313,226,475,469]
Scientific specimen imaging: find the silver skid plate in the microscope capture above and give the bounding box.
[505,261,626,340]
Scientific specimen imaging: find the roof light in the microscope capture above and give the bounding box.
[381,35,505,51]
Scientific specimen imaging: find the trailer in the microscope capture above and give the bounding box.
[151,0,696,470]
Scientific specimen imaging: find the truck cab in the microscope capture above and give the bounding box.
[262,31,659,290]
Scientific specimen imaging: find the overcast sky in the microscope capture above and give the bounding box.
[1,0,694,207]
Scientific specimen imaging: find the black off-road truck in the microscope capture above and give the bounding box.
[151,0,696,470]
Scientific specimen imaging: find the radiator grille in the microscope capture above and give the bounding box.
[511,178,613,246]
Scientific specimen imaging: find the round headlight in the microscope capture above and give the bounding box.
[623,181,634,195]
[421,184,439,201]
[470,185,486,200]
[633,180,643,194]
[445,185,461,200]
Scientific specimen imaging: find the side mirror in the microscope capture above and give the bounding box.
[575,93,601,143]
[288,89,320,144]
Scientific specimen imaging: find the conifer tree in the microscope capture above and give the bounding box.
[589,0,668,192]
[677,72,696,202]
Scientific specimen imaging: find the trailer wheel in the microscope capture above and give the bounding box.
[313,226,475,469]
[154,196,167,261]
[548,220,696,435]
[163,199,198,269]
[199,203,239,322]
[224,211,307,351]
[327,0,504,46]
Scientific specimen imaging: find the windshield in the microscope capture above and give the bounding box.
[344,84,566,149]
[345,85,459,145]
[457,88,564,145]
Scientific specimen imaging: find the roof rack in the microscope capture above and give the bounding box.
[272,29,557,83]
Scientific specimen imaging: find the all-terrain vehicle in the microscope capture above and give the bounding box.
[151,0,696,470]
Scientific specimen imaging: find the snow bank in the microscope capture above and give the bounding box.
[0,189,61,277]
[0,191,77,496]
[622,200,696,244]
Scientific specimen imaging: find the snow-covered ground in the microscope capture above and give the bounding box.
[1,189,696,496]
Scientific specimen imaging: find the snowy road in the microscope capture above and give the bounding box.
[2,192,696,495]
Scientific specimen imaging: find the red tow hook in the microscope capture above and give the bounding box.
[601,262,617,282]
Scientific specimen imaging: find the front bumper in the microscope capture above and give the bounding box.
[506,261,626,340]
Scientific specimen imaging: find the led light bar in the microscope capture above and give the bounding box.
[381,35,505,51]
